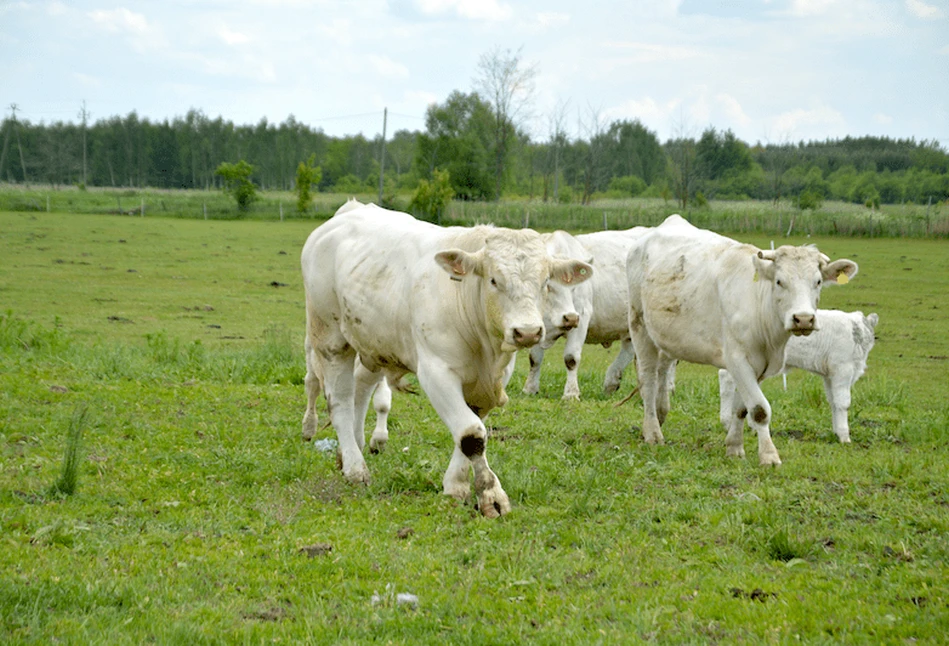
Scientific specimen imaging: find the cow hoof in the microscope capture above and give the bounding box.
[522,385,539,396]
[725,445,745,458]
[561,392,580,402]
[302,414,317,441]
[837,435,851,444]
[643,431,665,445]
[477,489,511,518]
[758,454,782,467]
[343,464,371,484]
[444,483,471,503]
[369,436,387,454]
[603,382,620,395]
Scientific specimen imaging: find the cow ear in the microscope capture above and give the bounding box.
[821,259,858,285]
[867,313,879,328]
[550,259,593,286]
[752,251,777,281]
[435,249,484,278]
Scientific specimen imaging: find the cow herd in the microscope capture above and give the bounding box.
[300,199,875,518]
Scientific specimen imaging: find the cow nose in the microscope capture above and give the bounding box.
[791,313,815,333]
[561,313,579,330]
[512,326,543,348]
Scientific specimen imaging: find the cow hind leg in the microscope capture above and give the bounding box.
[302,330,323,441]
[370,377,393,453]
[522,345,544,395]
[629,324,664,445]
[321,342,369,484]
[603,338,635,395]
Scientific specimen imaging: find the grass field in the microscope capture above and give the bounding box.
[1,210,948,643]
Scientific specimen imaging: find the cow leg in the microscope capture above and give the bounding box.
[604,338,635,395]
[522,345,545,395]
[725,358,780,466]
[302,335,322,441]
[417,357,510,518]
[656,355,676,425]
[321,340,370,484]
[718,369,747,459]
[561,322,588,401]
[629,323,664,445]
[370,377,393,453]
[353,358,384,453]
[823,373,853,443]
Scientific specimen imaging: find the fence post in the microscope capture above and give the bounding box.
[523,208,529,228]
[141,198,145,217]
[47,195,50,212]
[203,203,207,220]
[603,211,608,230]
[280,202,284,222]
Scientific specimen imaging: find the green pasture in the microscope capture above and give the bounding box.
[1,210,947,643]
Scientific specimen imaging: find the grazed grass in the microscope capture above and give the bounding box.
[1,210,947,643]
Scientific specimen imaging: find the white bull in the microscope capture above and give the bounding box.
[719,309,878,444]
[626,214,858,465]
[523,226,651,400]
[300,201,592,516]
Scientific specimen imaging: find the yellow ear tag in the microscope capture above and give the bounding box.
[837,272,850,285]
[752,270,758,282]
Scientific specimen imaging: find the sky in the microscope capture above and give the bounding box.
[1,0,948,147]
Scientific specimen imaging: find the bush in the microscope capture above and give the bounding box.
[215,160,258,212]
[409,169,454,222]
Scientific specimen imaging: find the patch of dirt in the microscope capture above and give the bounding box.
[298,543,333,558]
[730,587,777,602]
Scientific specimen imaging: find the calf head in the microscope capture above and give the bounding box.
[435,229,592,352]
[539,234,594,348]
[753,245,858,336]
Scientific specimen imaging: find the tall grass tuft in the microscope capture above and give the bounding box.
[48,406,89,498]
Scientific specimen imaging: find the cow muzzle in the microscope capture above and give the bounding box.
[789,312,817,336]
[510,325,544,349]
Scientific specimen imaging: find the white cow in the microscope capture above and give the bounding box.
[301,201,592,517]
[719,309,878,444]
[523,226,651,400]
[626,214,858,465]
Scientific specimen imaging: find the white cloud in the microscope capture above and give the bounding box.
[788,0,837,17]
[73,72,101,88]
[604,41,700,64]
[46,1,67,17]
[716,93,751,127]
[940,44,949,54]
[534,11,570,30]
[606,96,679,124]
[369,55,409,78]
[771,104,846,135]
[217,26,250,46]
[874,112,894,125]
[415,0,512,21]
[404,89,440,108]
[88,7,149,34]
[906,0,944,19]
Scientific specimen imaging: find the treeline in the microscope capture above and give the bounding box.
[2,104,947,207]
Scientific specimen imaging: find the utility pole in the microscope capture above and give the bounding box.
[78,100,90,186]
[9,104,28,184]
[377,107,387,205]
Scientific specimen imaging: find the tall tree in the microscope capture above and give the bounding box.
[474,46,538,201]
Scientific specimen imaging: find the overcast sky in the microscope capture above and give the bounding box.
[2,0,947,147]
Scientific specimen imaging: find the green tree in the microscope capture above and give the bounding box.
[409,168,454,222]
[295,154,322,213]
[215,160,258,212]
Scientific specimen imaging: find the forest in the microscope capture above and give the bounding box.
[2,101,948,210]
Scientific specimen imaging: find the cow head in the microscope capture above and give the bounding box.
[435,230,593,352]
[753,246,858,336]
[539,232,594,347]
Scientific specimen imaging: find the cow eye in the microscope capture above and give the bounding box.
[490,278,499,288]
[775,279,784,288]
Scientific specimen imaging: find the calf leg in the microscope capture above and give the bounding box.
[417,356,510,518]
[823,373,853,443]
[522,345,545,395]
[353,358,385,453]
[604,338,635,395]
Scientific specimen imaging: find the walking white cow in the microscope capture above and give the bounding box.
[523,226,651,400]
[719,309,879,444]
[626,214,858,465]
[300,201,592,516]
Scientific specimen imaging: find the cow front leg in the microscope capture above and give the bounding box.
[417,358,511,517]
[718,369,746,459]
[560,322,587,401]
[522,345,545,395]
[726,358,780,466]
[823,374,852,443]
[604,338,635,395]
